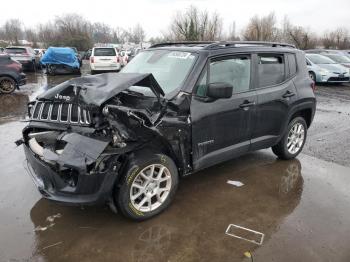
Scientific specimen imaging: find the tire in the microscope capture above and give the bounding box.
[115,153,179,221]
[90,70,95,75]
[0,76,16,94]
[309,71,316,83]
[30,61,36,72]
[272,117,307,160]
[47,64,56,75]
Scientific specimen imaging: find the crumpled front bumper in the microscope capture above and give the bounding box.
[23,144,118,205]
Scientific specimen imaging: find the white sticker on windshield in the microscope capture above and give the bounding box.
[168,52,191,59]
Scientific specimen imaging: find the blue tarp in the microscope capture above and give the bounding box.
[40,47,80,68]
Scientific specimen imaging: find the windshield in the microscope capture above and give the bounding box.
[122,49,197,95]
[94,48,116,56]
[307,54,336,64]
[324,54,350,63]
[5,48,26,54]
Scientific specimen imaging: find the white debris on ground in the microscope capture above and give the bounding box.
[227,180,244,187]
[34,213,62,232]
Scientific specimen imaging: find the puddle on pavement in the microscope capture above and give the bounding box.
[1,75,350,261]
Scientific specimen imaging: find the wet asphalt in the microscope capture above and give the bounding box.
[1,64,350,262]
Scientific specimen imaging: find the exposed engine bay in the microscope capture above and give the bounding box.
[19,72,192,205]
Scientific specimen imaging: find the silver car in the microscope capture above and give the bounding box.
[4,46,36,71]
[306,54,350,83]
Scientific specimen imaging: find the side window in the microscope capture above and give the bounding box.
[196,56,251,96]
[287,53,297,76]
[258,54,285,87]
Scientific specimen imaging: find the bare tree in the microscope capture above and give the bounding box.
[91,22,112,43]
[242,13,279,41]
[4,19,23,44]
[281,17,318,49]
[322,28,350,49]
[131,23,146,44]
[169,5,223,41]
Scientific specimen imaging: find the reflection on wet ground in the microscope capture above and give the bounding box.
[1,72,350,261]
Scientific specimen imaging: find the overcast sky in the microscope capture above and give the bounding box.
[1,0,349,38]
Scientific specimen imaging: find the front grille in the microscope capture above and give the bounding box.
[328,77,350,82]
[30,101,91,125]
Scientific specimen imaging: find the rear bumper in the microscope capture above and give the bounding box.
[23,144,118,205]
[90,63,121,71]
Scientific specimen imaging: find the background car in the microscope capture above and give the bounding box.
[119,50,129,66]
[305,49,350,58]
[321,53,350,68]
[90,47,121,74]
[4,46,36,71]
[34,49,46,69]
[40,47,81,75]
[306,53,350,83]
[0,54,26,94]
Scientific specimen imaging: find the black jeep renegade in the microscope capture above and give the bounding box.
[20,41,316,220]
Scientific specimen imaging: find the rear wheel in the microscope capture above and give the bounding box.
[272,117,307,160]
[47,64,56,75]
[0,76,16,94]
[115,153,179,221]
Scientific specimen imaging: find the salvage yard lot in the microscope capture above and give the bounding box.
[1,70,350,261]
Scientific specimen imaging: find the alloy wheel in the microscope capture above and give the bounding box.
[287,122,305,154]
[130,164,172,212]
[0,78,15,93]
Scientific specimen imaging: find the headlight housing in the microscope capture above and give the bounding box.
[319,68,330,75]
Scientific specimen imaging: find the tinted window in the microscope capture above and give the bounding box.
[5,48,26,54]
[196,56,251,96]
[94,48,116,56]
[287,54,297,76]
[258,54,285,87]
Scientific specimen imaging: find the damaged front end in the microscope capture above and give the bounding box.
[19,72,192,205]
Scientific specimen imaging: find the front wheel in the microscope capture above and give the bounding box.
[116,153,179,221]
[272,117,307,160]
[309,71,316,83]
[0,76,16,94]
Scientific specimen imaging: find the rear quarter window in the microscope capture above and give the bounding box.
[258,54,285,87]
[93,48,116,56]
[287,53,297,77]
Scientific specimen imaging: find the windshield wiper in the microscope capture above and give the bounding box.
[123,89,144,96]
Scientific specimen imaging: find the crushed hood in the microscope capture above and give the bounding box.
[37,72,165,106]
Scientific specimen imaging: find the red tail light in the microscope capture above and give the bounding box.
[311,81,316,92]
[116,56,120,63]
[90,57,94,63]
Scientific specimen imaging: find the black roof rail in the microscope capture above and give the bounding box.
[149,41,216,48]
[204,41,296,49]
[149,41,296,49]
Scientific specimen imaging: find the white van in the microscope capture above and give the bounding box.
[90,47,121,74]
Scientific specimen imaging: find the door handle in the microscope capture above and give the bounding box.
[282,91,295,98]
[239,100,256,108]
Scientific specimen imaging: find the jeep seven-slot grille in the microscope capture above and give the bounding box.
[30,101,91,125]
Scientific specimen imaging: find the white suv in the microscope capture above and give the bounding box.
[90,47,121,74]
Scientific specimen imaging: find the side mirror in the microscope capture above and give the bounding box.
[207,82,233,99]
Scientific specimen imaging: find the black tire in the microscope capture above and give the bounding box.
[272,117,307,160]
[30,61,36,72]
[309,71,316,83]
[115,153,179,221]
[0,76,16,94]
[47,64,56,75]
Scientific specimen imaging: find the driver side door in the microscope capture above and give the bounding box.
[191,54,257,171]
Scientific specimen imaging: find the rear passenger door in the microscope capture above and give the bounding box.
[250,53,298,150]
